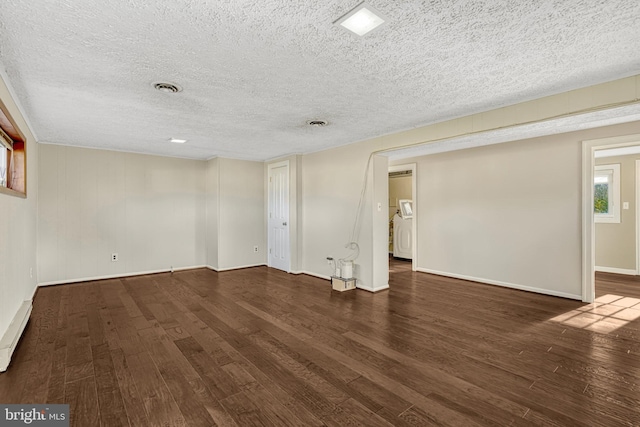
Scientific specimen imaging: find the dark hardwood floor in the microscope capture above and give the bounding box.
[1,266,640,426]
[389,256,412,274]
[597,271,640,299]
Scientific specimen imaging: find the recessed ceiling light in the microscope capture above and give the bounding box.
[308,120,328,127]
[154,82,182,93]
[334,2,387,36]
[169,138,187,144]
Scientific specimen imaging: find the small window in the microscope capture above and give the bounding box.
[399,199,413,219]
[0,99,26,197]
[594,164,620,223]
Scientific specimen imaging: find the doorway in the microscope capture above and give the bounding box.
[388,163,417,274]
[593,148,640,301]
[268,160,290,272]
[582,135,640,302]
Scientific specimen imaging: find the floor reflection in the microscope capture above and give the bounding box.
[551,294,640,333]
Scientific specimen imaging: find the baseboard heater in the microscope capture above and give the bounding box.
[0,300,32,372]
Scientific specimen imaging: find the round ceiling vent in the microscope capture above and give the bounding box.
[307,120,328,127]
[153,82,182,93]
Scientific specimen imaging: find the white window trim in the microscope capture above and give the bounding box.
[594,163,620,224]
[0,129,12,150]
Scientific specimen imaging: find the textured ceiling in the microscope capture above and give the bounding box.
[1,0,640,161]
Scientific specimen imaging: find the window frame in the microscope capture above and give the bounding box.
[594,163,620,224]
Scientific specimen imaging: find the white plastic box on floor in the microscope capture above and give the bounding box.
[331,276,356,292]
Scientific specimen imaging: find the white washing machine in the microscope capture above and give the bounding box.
[393,213,412,259]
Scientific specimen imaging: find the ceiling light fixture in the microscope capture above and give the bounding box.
[169,138,187,144]
[308,120,328,127]
[334,2,387,36]
[153,82,182,93]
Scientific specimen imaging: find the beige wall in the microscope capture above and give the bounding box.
[217,158,266,270]
[302,142,378,284]
[38,150,266,281]
[595,153,640,271]
[205,158,219,269]
[387,122,640,298]
[389,175,412,218]
[38,145,207,284]
[395,133,582,298]
[0,75,38,343]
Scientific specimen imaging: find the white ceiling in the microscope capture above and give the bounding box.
[1,0,640,161]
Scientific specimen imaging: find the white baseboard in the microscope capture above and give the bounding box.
[357,284,390,293]
[294,270,331,281]
[38,265,208,287]
[206,263,267,272]
[595,266,637,275]
[293,271,389,292]
[416,267,582,300]
[0,300,32,372]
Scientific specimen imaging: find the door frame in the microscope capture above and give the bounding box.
[267,160,290,272]
[582,134,640,302]
[388,163,417,271]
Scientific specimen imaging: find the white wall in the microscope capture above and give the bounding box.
[0,75,38,345]
[205,158,219,269]
[216,158,266,270]
[291,155,303,273]
[372,155,389,290]
[301,141,383,287]
[403,134,581,298]
[38,145,206,284]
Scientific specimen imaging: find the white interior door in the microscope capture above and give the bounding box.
[268,161,290,272]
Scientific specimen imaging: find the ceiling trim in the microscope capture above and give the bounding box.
[383,102,640,160]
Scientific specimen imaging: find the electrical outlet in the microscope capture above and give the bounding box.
[29,267,33,278]
[326,256,334,265]
[253,245,259,253]
[111,253,119,262]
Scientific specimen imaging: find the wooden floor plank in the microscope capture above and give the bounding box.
[91,343,130,427]
[110,348,152,427]
[65,376,99,427]
[125,351,186,427]
[220,391,271,426]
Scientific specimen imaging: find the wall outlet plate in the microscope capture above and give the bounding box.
[253,246,259,252]
[111,253,119,262]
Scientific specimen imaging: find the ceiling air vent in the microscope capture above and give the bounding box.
[153,82,182,93]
